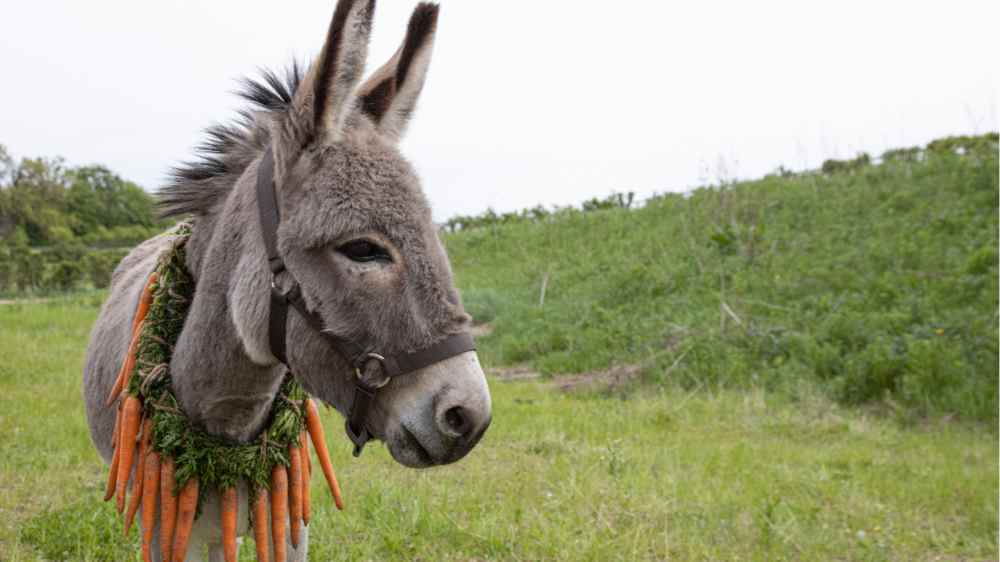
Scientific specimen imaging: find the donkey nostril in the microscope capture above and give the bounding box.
[443,406,468,435]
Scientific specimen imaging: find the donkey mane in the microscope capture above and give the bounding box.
[157,63,303,218]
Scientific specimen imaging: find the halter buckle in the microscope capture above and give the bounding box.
[354,352,389,389]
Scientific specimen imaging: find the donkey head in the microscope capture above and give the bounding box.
[261,1,490,467]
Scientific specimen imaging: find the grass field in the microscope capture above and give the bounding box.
[0,296,996,561]
[1,136,997,560]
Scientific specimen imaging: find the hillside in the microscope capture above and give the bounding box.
[446,134,999,421]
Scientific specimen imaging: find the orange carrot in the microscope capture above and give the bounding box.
[288,444,303,548]
[124,417,152,535]
[116,396,142,513]
[104,410,122,501]
[171,477,199,562]
[253,489,271,562]
[141,450,160,562]
[270,465,288,562]
[111,403,122,449]
[105,325,144,407]
[105,272,156,408]
[304,398,343,509]
[159,457,177,562]
[300,431,311,526]
[132,273,158,330]
[301,430,312,476]
[221,486,238,562]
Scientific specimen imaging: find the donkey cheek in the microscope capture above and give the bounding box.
[349,267,397,289]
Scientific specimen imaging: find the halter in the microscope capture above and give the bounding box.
[255,148,475,457]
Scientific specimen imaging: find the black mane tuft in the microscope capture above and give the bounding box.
[157,63,303,218]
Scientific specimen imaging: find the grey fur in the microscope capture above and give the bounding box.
[83,2,491,559]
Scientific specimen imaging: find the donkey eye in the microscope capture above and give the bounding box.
[338,240,391,263]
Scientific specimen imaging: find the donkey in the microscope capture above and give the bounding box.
[82,1,492,560]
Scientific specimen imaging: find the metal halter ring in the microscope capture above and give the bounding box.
[354,352,389,389]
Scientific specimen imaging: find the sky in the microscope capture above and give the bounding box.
[1,1,997,221]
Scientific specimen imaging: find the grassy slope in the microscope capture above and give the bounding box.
[0,298,996,561]
[451,144,998,421]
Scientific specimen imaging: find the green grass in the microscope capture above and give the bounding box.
[1,136,997,560]
[450,139,999,421]
[0,297,996,561]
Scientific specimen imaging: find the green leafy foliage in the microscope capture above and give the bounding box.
[0,143,171,295]
[441,192,636,233]
[446,134,999,421]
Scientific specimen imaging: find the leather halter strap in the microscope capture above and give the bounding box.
[254,148,475,456]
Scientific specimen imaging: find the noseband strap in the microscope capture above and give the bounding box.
[254,148,475,457]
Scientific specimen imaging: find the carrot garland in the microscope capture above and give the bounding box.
[99,228,348,562]
[171,477,199,562]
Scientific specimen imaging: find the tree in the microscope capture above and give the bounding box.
[66,166,156,236]
[0,144,15,187]
[0,155,73,244]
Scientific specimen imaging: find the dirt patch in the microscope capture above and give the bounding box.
[487,361,647,391]
[0,298,49,306]
[488,365,542,382]
[552,363,644,394]
[470,323,494,338]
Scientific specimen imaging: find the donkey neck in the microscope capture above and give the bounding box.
[170,172,287,443]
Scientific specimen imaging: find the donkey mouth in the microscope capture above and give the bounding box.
[398,424,435,467]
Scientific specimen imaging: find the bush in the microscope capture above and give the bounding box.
[821,152,872,175]
[0,241,126,294]
[0,246,13,293]
[442,192,636,232]
[461,287,507,325]
[11,246,44,290]
[84,250,124,289]
[47,260,84,291]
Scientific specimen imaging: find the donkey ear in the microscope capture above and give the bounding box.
[355,2,439,142]
[284,0,376,147]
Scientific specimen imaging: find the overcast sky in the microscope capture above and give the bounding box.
[2,1,996,220]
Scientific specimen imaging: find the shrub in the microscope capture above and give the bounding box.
[821,152,872,175]
[85,250,124,289]
[461,287,507,325]
[47,260,84,291]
